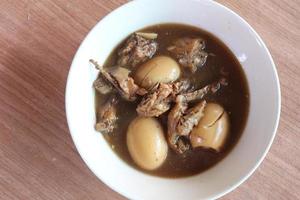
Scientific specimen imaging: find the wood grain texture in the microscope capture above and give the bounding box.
[0,0,299,199]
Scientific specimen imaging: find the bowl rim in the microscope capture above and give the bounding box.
[65,0,281,199]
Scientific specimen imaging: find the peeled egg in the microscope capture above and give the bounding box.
[190,103,229,151]
[127,117,168,170]
[134,56,181,89]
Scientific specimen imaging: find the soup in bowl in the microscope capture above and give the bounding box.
[65,0,280,199]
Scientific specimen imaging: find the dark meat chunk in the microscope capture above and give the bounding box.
[177,137,191,154]
[181,78,228,102]
[181,84,210,102]
[95,96,118,134]
[101,67,139,101]
[167,95,188,153]
[136,80,190,117]
[171,79,191,98]
[135,87,149,96]
[93,76,113,94]
[167,79,227,152]
[137,83,173,117]
[177,100,206,136]
[167,97,207,154]
[118,33,158,67]
[168,37,208,73]
[90,59,142,101]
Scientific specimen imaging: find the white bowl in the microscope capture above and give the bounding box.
[65,0,281,199]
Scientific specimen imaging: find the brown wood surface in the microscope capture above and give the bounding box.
[0,0,299,199]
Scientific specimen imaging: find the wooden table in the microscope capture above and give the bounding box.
[0,0,299,199]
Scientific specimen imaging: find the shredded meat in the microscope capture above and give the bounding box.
[90,59,144,101]
[167,95,188,153]
[177,100,206,136]
[167,96,207,154]
[136,80,190,117]
[171,79,191,99]
[181,78,228,102]
[95,96,118,134]
[167,79,227,153]
[177,137,191,154]
[168,37,208,73]
[118,33,158,67]
[93,76,113,94]
[137,83,173,117]
[101,67,139,101]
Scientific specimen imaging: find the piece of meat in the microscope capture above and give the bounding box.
[166,79,227,153]
[167,95,188,153]
[177,137,191,154]
[135,87,149,96]
[101,67,139,101]
[168,37,208,73]
[137,83,173,117]
[172,79,191,96]
[100,68,136,99]
[93,76,113,94]
[167,96,207,154]
[90,59,148,101]
[177,100,207,136]
[118,33,158,67]
[136,80,190,117]
[95,96,118,134]
[181,78,228,102]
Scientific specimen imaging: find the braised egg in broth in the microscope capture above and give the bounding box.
[127,117,168,170]
[134,56,181,89]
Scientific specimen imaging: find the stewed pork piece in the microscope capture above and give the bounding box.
[180,78,228,102]
[90,59,145,101]
[167,95,188,153]
[93,76,113,95]
[168,37,208,73]
[118,33,158,67]
[95,95,118,134]
[136,83,173,117]
[167,94,207,154]
[136,80,190,117]
[101,67,139,101]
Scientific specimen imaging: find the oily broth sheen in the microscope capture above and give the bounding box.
[96,24,249,178]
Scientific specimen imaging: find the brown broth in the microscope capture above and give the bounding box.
[96,24,249,178]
